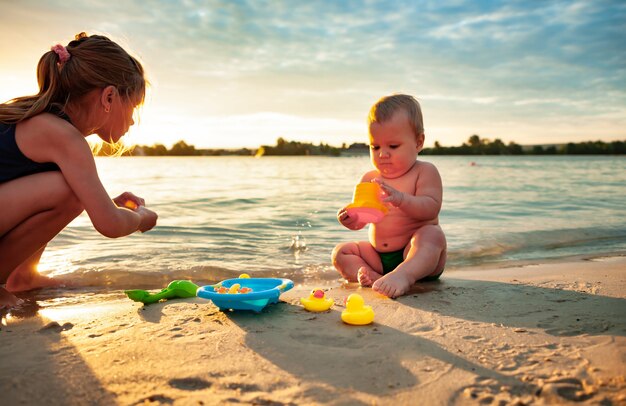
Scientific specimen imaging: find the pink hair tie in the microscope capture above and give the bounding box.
[51,44,71,63]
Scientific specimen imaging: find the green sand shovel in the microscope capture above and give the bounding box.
[124,280,201,304]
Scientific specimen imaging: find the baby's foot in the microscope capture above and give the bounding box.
[357,267,383,287]
[372,271,413,298]
[0,287,23,309]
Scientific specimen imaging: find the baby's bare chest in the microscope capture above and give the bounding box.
[382,168,422,194]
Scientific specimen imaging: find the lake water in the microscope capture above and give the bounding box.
[40,155,626,290]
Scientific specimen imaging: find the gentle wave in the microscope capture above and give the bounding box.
[450,225,626,266]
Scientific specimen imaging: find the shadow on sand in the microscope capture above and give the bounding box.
[226,277,625,403]
[0,298,117,404]
[400,277,626,337]
[226,302,526,402]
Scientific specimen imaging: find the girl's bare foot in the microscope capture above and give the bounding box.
[6,268,63,293]
[4,247,63,292]
[0,287,23,309]
[357,266,383,287]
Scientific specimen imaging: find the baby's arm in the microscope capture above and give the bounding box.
[378,162,442,220]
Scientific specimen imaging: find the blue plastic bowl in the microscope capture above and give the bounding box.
[197,277,294,313]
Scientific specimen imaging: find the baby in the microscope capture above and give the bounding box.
[332,94,446,298]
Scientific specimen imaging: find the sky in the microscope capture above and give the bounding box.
[0,0,624,149]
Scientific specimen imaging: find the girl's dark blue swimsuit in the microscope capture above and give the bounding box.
[0,112,70,183]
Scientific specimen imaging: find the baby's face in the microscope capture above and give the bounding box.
[368,110,423,178]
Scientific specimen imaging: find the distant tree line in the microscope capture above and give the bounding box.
[258,137,341,156]
[95,135,625,157]
[421,135,626,155]
[95,140,253,156]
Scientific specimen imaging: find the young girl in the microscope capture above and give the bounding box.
[0,33,158,309]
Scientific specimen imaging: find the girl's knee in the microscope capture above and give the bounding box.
[65,192,84,217]
[46,173,84,215]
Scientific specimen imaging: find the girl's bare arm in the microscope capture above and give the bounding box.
[17,115,156,237]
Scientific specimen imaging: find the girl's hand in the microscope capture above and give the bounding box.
[337,207,363,230]
[113,192,145,210]
[136,206,158,233]
[373,179,405,208]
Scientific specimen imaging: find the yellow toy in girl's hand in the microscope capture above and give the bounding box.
[124,200,138,210]
[341,294,374,325]
[300,289,334,312]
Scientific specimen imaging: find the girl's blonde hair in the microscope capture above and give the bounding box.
[368,94,424,137]
[0,32,146,124]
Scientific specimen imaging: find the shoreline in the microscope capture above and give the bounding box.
[2,255,625,405]
[32,251,626,294]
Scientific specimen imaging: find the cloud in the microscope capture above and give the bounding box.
[1,0,624,146]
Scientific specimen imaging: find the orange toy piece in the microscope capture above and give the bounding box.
[214,283,253,294]
[124,200,138,210]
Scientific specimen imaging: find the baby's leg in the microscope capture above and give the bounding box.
[373,225,446,298]
[332,241,383,284]
[0,172,83,288]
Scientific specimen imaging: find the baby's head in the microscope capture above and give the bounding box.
[368,94,424,141]
[367,94,425,177]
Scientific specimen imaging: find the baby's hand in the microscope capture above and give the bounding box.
[337,207,363,230]
[114,191,145,210]
[373,179,404,208]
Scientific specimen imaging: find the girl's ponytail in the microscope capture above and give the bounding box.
[0,49,67,123]
[0,32,145,125]
[28,50,66,118]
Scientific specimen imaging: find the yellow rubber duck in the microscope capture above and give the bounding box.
[341,294,374,325]
[300,289,334,312]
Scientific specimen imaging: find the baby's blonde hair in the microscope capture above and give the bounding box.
[368,94,424,137]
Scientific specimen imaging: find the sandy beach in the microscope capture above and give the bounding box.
[1,256,625,405]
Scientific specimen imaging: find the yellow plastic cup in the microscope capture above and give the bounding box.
[345,182,388,223]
